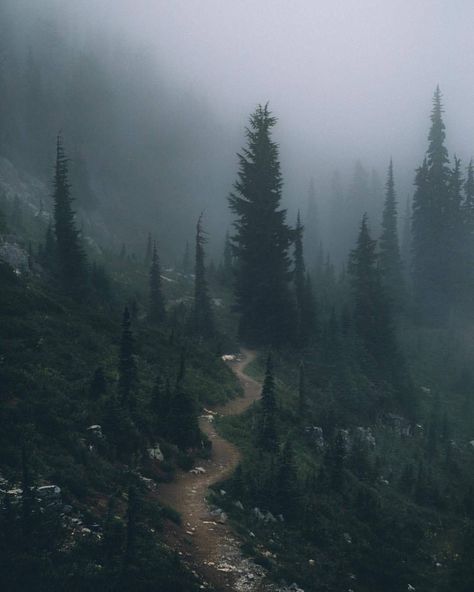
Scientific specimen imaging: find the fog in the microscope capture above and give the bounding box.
[4,0,474,262]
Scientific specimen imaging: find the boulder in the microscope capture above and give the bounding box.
[147,444,164,461]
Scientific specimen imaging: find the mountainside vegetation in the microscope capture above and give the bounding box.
[1,4,474,592]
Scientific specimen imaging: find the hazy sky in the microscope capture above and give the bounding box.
[41,0,474,218]
[63,0,474,168]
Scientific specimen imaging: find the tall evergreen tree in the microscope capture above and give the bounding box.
[350,215,415,413]
[257,354,278,452]
[294,212,317,346]
[118,307,137,411]
[379,159,404,309]
[229,104,295,346]
[167,386,200,450]
[52,134,86,292]
[304,178,319,268]
[192,214,214,338]
[349,216,396,375]
[412,87,453,321]
[401,196,411,274]
[148,241,166,324]
[145,232,152,263]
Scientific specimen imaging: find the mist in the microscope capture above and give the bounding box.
[3,0,474,260]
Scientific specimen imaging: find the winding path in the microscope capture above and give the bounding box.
[158,349,275,591]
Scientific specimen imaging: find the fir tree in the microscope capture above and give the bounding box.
[168,387,200,450]
[297,361,306,420]
[192,214,214,338]
[304,178,319,268]
[257,353,278,452]
[145,232,152,263]
[118,307,137,411]
[52,134,86,292]
[148,241,166,324]
[89,367,107,399]
[379,159,404,309]
[229,104,296,346]
[412,87,452,321]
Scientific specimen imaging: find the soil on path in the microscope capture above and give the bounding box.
[158,349,276,591]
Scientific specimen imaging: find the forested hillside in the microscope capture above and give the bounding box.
[2,2,474,592]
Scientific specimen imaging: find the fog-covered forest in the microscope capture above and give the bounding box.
[1,1,474,591]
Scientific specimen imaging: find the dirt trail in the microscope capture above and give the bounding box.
[158,349,276,591]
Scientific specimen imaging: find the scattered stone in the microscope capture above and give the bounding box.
[86,424,103,438]
[190,466,206,475]
[234,500,244,510]
[343,532,352,544]
[253,507,265,520]
[147,444,164,461]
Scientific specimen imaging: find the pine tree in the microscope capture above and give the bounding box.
[148,241,166,324]
[118,307,137,411]
[349,215,396,376]
[257,354,278,452]
[219,229,233,285]
[275,439,298,518]
[145,232,152,263]
[192,214,214,338]
[401,196,411,274]
[304,178,319,268]
[297,361,306,419]
[52,134,87,292]
[124,485,139,567]
[167,387,200,450]
[350,215,416,414]
[89,367,107,399]
[446,156,465,308]
[379,159,404,309]
[150,372,167,432]
[229,104,296,346]
[294,212,307,346]
[412,87,452,321]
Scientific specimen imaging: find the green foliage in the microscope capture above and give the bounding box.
[229,103,296,347]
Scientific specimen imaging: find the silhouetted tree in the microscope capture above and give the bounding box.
[148,241,166,324]
[379,159,404,309]
[257,354,278,452]
[118,307,137,411]
[229,104,295,346]
[52,134,87,292]
[192,214,214,338]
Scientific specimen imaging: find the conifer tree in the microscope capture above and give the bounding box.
[412,87,452,321]
[401,196,411,273]
[52,134,86,292]
[118,307,137,411]
[167,387,200,450]
[379,159,404,308]
[297,361,306,419]
[145,232,152,263]
[349,215,396,376]
[257,354,278,452]
[192,214,214,338]
[304,178,319,268]
[89,367,107,399]
[148,241,166,324]
[229,104,295,346]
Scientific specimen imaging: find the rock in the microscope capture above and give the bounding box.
[277,514,284,522]
[252,507,265,520]
[217,511,228,524]
[234,500,244,510]
[308,559,315,567]
[407,585,416,592]
[190,466,206,474]
[220,489,227,496]
[221,354,237,362]
[304,425,324,448]
[147,444,164,461]
[343,532,352,544]
[264,511,277,523]
[86,424,103,438]
[354,426,376,448]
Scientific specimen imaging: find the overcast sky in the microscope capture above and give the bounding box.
[46,0,474,206]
